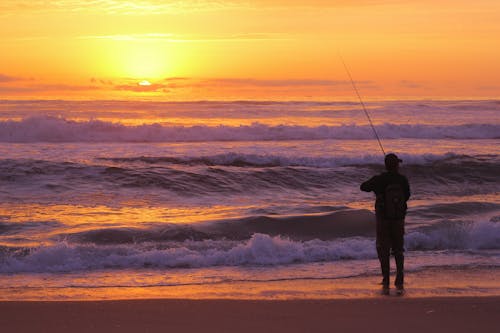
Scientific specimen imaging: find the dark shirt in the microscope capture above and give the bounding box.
[360,171,411,216]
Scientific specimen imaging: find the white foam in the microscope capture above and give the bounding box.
[0,116,498,142]
[0,235,375,273]
[1,220,499,273]
[407,220,500,250]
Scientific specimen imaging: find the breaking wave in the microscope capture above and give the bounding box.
[407,220,500,250]
[0,219,498,273]
[0,116,499,142]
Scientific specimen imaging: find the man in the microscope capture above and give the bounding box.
[361,153,410,295]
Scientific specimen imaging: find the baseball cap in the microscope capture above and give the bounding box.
[385,153,403,164]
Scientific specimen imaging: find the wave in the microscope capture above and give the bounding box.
[1,154,498,197]
[407,220,500,250]
[0,221,62,235]
[0,234,376,273]
[3,153,498,174]
[62,209,376,244]
[0,116,499,142]
[3,206,499,245]
[1,219,498,273]
[98,152,499,168]
[410,202,500,220]
[0,159,339,195]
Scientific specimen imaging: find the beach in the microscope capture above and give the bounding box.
[2,266,499,332]
[1,297,498,333]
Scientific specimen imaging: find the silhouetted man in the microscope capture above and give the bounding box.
[361,153,410,295]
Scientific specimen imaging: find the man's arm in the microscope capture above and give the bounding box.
[360,176,378,192]
[403,176,411,201]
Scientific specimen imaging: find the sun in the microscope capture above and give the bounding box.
[138,80,152,86]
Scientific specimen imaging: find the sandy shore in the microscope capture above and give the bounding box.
[0,297,498,333]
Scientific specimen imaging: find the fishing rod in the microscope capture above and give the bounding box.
[339,56,386,157]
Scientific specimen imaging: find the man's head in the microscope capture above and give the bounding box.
[385,153,402,172]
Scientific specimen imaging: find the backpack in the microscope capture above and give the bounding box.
[384,183,406,219]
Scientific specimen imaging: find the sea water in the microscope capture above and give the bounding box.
[0,99,499,300]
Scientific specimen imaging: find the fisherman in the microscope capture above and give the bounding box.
[361,153,410,295]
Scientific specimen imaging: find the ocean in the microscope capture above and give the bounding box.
[0,99,499,300]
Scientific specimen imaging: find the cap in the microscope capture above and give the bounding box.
[385,153,403,164]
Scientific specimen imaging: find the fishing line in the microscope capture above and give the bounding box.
[339,56,386,157]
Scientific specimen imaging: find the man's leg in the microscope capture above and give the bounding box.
[376,217,390,287]
[391,219,405,287]
[377,245,390,286]
[394,253,404,286]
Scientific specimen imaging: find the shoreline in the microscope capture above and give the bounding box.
[1,296,498,333]
[2,266,499,301]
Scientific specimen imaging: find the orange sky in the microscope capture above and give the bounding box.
[1,0,499,100]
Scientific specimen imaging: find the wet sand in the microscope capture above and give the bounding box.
[0,297,498,333]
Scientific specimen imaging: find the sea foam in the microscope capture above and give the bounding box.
[0,116,498,142]
[1,220,498,273]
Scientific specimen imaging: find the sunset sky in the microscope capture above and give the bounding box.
[1,0,499,100]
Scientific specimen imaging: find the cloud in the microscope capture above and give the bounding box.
[79,33,174,41]
[114,82,169,92]
[37,84,100,91]
[399,80,426,89]
[111,77,376,92]
[0,1,409,16]
[0,83,100,93]
[195,78,374,88]
[0,74,22,83]
[0,1,241,16]
[241,0,408,8]
[91,78,114,85]
[79,33,292,42]
[476,85,500,91]
[1,75,378,96]
[163,77,190,82]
